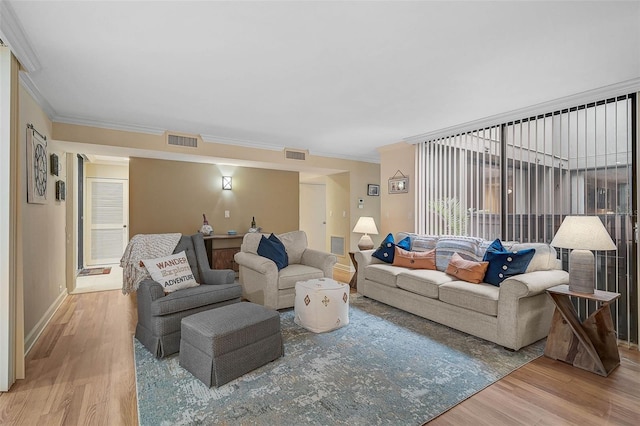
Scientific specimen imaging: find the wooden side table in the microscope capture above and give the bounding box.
[544,284,620,377]
[348,251,358,289]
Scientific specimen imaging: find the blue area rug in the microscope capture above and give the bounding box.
[135,295,544,425]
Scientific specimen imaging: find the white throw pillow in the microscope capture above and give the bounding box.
[142,251,199,293]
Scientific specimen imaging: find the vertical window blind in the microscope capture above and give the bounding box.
[416,94,637,345]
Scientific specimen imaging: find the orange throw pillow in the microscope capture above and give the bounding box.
[393,247,436,270]
[445,252,489,284]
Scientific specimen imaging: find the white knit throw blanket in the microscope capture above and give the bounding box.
[120,233,182,295]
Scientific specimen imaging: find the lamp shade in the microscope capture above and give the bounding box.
[353,217,378,235]
[550,216,616,251]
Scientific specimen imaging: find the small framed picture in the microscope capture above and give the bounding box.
[55,180,66,201]
[388,177,409,194]
[50,153,59,176]
[367,184,379,196]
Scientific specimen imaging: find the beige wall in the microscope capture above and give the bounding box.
[85,162,129,180]
[19,86,67,350]
[325,172,351,268]
[129,158,299,237]
[379,142,416,236]
[348,161,382,252]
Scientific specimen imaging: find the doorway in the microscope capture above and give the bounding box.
[74,155,129,293]
[300,182,327,252]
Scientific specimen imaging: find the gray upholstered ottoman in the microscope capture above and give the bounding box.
[179,302,284,387]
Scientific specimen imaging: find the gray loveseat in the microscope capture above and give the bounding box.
[135,233,242,358]
[355,233,569,350]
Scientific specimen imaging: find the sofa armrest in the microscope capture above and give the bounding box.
[499,270,569,300]
[234,251,278,275]
[199,268,236,285]
[497,269,569,350]
[301,248,337,277]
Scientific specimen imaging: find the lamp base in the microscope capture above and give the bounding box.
[568,249,595,294]
[357,234,374,250]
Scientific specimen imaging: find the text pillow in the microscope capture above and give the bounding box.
[393,247,436,270]
[257,234,289,270]
[372,233,411,263]
[482,239,535,286]
[142,251,199,293]
[445,252,489,284]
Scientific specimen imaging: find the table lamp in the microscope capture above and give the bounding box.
[353,217,378,250]
[550,216,616,294]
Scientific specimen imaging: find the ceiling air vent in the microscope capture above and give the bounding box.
[166,132,199,148]
[284,148,307,161]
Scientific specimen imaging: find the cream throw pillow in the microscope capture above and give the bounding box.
[142,251,199,293]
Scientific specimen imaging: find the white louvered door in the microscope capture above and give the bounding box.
[85,178,129,266]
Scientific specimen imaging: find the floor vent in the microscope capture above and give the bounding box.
[166,132,199,148]
[284,148,307,161]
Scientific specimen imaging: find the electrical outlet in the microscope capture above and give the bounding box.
[225,210,230,218]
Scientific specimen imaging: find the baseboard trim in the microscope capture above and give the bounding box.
[333,263,354,274]
[24,290,67,356]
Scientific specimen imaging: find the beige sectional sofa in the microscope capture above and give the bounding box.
[354,233,569,350]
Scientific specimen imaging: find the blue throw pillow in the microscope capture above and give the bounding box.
[483,239,535,286]
[257,234,289,270]
[372,233,411,263]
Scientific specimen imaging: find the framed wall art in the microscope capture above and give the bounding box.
[50,153,59,176]
[56,180,66,201]
[367,184,379,196]
[388,170,409,194]
[27,124,48,204]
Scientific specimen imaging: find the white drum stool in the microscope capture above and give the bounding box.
[294,278,350,333]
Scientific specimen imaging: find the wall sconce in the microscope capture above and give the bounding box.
[222,176,232,190]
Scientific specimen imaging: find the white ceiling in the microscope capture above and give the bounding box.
[2,1,639,163]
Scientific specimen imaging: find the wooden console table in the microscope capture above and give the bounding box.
[203,234,245,272]
[544,284,620,377]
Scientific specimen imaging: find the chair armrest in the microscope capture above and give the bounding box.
[199,268,236,285]
[301,249,337,277]
[234,251,278,275]
[137,279,166,301]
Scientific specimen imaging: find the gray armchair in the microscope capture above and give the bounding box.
[234,230,337,310]
[135,233,241,358]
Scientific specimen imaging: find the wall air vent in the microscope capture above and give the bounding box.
[166,132,199,148]
[330,236,345,256]
[284,148,307,161]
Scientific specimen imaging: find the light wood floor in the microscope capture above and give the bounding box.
[1,272,639,426]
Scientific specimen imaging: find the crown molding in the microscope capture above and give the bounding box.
[0,0,41,73]
[52,115,165,136]
[200,133,283,152]
[404,78,640,144]
[19,72,56,118]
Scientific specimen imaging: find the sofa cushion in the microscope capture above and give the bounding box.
[439,281,499,316]
[258,235,289,270]
[278,230,307,264]
[240,232,264,255]
[411,235,440,252]
[511,243,558,272]
[482,239,535,286]
[435,236,483,271]
[393,247,436,270]
[445,252,489,284]
[372,233,411,264]
[277,264,324,290]
[364,263,405,288]
[396,269,452,298]
[150,283,241,316]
